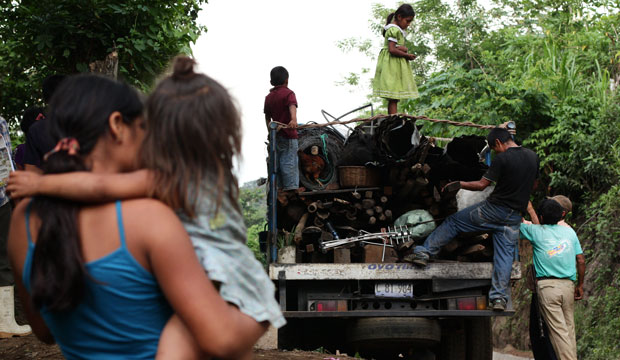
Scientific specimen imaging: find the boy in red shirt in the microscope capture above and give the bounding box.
[264,66,301,197]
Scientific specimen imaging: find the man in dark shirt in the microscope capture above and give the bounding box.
[23,75,65,172]
[406,127,539,311]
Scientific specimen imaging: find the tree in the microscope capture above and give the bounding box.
[0,0,207,130]
[342,2,620,355]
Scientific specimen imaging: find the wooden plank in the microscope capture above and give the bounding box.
[333,248,351,264]
[269,262,522,281]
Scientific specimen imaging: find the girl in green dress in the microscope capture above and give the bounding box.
[373,4,419,114]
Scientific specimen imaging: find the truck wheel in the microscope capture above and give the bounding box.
[438,320,466,360]
[347,317,441,356]
[465,317,492,360]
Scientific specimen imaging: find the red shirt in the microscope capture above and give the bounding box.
[264,85,298,139]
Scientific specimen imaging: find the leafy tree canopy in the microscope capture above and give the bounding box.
[0,0,207,130]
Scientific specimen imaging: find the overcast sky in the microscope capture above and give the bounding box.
[192,0,394,184]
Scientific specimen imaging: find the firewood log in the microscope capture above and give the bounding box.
[362,199,376,209]
[293,213,310,245]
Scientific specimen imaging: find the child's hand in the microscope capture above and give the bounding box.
[7,170,42,199]
[407,53,417,61]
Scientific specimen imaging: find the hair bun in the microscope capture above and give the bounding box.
[172,56,197,80]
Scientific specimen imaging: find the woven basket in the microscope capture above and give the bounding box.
[338,166,380,187]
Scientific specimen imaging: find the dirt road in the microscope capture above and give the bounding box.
[0,334,533,359]
[0,335,361,360]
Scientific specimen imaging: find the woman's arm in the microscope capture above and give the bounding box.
[128,200,266,359]
[7,200,54,343]
[8,169,152,202]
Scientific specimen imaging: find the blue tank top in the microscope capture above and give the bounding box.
[22,201,173,360]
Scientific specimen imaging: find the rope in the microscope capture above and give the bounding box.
[272,113,496,131]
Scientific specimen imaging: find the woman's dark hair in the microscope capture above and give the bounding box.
[20,106,45,135]
[141,56,242,218]
[270,66,289,86]
[383,4,415,36]
[486,127,512,148]
[42,74,67,104]
[30,74,143,312]
[537,199,564,225]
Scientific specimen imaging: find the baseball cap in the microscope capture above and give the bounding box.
[548,195,572,212]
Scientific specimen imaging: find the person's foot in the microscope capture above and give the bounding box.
[403,252,429,267]
[489,298,507,311]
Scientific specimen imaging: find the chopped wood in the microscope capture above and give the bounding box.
[316,210,330,220]
[459,244,486,256]
[362,198,376,209]
[384,209,393,218]
[334,248,351,263]
[374,205,383,214]
[364,190,374,199]
[365,208,375,217]
[379,196,389,204]
[368,216,377,225]
[352,191,362,199]
[307,202,318,213]
[293,213,310,245]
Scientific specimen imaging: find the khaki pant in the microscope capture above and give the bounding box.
[537,279,577,360]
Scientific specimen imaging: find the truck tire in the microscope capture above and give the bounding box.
[465,317,492,360]
[438,320,466,360]
[297,127,344,191]
[347,317,441,348]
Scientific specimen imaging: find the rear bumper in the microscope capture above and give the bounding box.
[269,262,522,280]
[282,309,515,318]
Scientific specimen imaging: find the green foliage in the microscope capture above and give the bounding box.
[345,0,620,354]
[574,185,620,359]
[0,0,207,128]
[246,223,266,267]
[239,186,267,264]
[239,186,268,229]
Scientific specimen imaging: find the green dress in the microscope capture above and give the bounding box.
[373,24,419,100]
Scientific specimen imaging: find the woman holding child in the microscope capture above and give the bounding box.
[8,59,279,359]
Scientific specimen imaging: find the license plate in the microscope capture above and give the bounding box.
[374,282,414,298]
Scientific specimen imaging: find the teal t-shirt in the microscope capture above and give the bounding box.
[520,223,583,280]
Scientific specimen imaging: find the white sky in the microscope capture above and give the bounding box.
[192,0,394,184]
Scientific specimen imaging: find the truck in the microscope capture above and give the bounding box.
[264,107,521,360]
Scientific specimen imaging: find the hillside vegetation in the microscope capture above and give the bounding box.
[340,0,620,357]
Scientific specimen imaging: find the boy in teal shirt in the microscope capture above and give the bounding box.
[520,199,585,360]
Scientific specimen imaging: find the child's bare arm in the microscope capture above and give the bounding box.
[8,169,153,202]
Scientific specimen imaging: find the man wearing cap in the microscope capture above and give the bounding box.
[550,195,572,227]
[520,199,585,360]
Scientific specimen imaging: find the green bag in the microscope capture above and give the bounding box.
[393,210,436,239]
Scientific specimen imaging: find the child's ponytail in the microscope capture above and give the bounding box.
[142,56,243,218]
[383,13,396,36]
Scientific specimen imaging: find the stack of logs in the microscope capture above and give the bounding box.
[278,131,493,264]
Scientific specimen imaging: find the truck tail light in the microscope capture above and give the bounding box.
[476,296,487,310]
[315,300,347,312]
[456,297,476,310]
